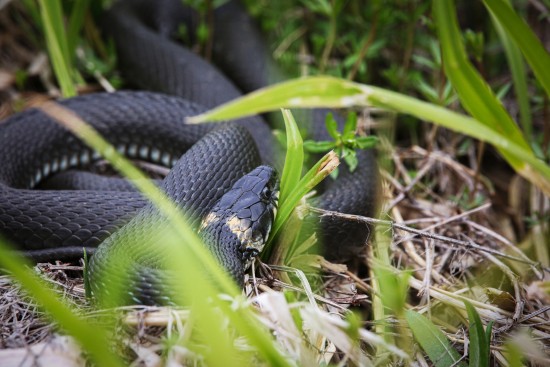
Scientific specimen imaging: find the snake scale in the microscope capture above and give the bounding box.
[0,0,378,305]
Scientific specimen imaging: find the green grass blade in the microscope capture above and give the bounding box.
[271,150,339,241]
[67,0,91,59]
[464,300,490,367]
[483,0,550,98]
[188,77,366,123]
[44,0,70,66]
[485,321,494,344]
[279,109,304,207]
[371,263,409,316]
[433,0,530,166]
[0,237,124,367]
[405,310,465,367]
[490,7,532,138]
[38,0,77,97]
[188,76,550,196]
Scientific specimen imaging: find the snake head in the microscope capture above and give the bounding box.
[199,165,279,277]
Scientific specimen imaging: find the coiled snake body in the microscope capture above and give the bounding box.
[0,0,378,305]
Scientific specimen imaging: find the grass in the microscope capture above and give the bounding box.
[37,0,78,97]
[190,76,550,195]
[1,0,550,365]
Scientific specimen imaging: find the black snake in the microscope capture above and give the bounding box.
[0,0,378,305]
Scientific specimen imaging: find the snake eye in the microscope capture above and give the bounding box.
[261,187,272,200]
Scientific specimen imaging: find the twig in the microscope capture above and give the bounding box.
[307,206,547,270]
[391,206,450,285]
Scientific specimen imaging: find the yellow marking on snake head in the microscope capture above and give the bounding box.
[226,215,251,242]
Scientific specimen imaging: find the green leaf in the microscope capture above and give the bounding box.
[356,136,378,149]
[83,248,91,300]
[432,1,550,194]
[67,0,90,61]
[405,310,465,367]
[188,76,550,196]
[371,262,410,314]
[433,0,530,156]
[303,140,336,153]
[464,300,490,367]
[343,111,357,136]
[504,341,524,367]
[283,291,303,331]
[270,150,339,240]
[187,77,367,123]
[463,29,484,63]
[485,321,494,344]
[197,21,209,44]
[325,112,340,140]
[345,311,361,342]
[343,148,358,172]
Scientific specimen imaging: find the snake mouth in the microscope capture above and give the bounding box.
[198,165,279,270]
[238,189,279,269]
[225,186,279,263]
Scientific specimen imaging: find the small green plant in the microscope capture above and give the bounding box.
[303,112,377,174]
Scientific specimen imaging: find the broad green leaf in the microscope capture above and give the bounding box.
[343,148,358,172]
[405,310,465,367]
[187,77,367,123]
[189,76,550,196]
[372,264,409,313]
